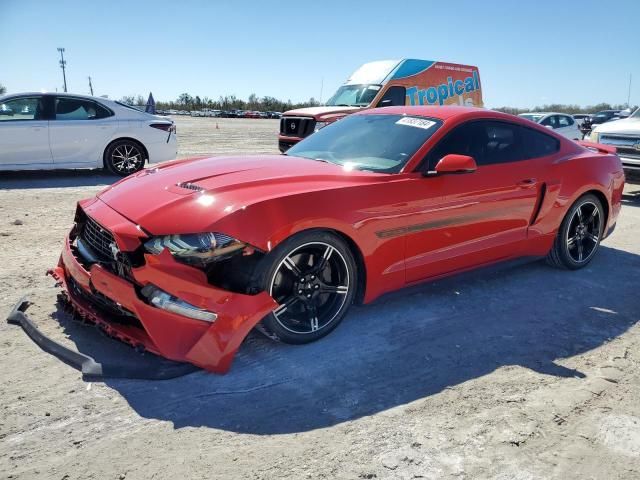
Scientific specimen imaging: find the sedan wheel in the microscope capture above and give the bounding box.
[547,194,604,269]
[105,140,146,176]
[258,232,357,344]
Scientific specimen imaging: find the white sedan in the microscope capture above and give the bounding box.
[0,92,177,176]
[518,112,582,140]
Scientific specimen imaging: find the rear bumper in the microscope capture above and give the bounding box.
[147,134,178,164]
[55,229,277,374]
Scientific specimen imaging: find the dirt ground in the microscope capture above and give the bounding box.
[1,116,639,480]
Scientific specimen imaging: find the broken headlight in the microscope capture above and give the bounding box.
[143,232,245,266]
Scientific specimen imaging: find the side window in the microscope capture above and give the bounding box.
[0,96,43,121]
[424,122,479,170]
[557,115,572,127]
[424,120,524,169]
[94,103,112,119]
[540,115,558,129]
[55,98,112,120]
[377,86,407,107]
[518,126,560,159]
[482,122,522,164]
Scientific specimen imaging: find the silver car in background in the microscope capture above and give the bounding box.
[0,92,177,176]
[518,112,581,140]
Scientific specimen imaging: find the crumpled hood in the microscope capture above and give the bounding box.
[593,117,640,135]
[97,155,380,235]
[283,106,361,118]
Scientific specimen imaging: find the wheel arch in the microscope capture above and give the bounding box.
[583,188,610,229]
[102,137,149,169]
[267,226,368,306]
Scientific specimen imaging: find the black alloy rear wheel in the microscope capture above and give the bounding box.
[546,194,604,269]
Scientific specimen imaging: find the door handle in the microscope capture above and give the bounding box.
[517,178,537,188]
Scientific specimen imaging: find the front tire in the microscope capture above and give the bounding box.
[546,194,604,269]
[256,231,357,344]
[104,139,146,176]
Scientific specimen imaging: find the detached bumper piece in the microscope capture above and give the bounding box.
[6,296,198,380]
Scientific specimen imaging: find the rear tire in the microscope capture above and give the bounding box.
[546,194,604,269]
[255,231,357,344]
[104,139,146,176]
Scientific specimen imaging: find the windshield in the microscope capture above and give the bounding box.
[520,113,544,123]
[285,114,442,174]
[325,84,381,107]
[631,108,640,119]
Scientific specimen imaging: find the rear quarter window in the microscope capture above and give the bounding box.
[519,126,560,159]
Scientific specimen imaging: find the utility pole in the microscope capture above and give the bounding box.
[627,73,632,108]
[88,76,94,96]
[319,77,324,104]
[57,48,67,92]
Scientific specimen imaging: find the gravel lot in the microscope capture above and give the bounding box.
[1,116,639,479]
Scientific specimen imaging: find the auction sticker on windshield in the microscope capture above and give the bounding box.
[396,117,436,129]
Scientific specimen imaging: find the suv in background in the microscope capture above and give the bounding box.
[589,107,640,173]
[590,110,621,125]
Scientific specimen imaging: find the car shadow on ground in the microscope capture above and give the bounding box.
[0,169,121,189]
[46,245,640,435]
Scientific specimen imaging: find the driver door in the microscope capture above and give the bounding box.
[403,120,543,284]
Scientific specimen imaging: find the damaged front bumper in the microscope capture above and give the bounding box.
[51,209,277,374]
[6,296,198,380]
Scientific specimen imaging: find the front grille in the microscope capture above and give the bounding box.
[617,148,640,160]
[82,216,117,261]
[600,134,640,145]
[600,134,640,162]
[79,214,134,281]
[280,117,316,137]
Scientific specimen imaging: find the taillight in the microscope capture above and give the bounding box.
[150,123,175,132]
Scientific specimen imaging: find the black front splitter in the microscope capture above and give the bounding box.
[6,296,198,380]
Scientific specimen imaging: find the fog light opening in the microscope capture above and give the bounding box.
[141,285,217,323]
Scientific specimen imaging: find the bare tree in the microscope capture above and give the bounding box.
[0,83,6,95]
[119,95,136,105]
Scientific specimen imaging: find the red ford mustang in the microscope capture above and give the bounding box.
[51,106,625,373]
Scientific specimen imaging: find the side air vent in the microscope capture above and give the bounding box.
[176,182,204,192]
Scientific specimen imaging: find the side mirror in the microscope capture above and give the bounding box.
[544,125,554,129]
[432,154,477,175]
[378,99,393,107]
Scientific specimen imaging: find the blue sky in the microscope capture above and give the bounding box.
[1,0,638,108]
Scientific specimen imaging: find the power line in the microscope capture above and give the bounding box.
[57,47,67,93]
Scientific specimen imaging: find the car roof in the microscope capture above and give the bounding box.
[359,105,535,123]
[0,91,117,104]
[519,112,569,116]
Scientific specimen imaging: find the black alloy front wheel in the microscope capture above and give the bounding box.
[256,231,357,344]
